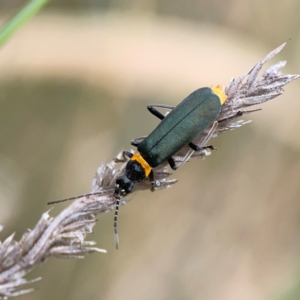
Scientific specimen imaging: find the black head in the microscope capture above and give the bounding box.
[115,175,135,198]
[115,159,147,198]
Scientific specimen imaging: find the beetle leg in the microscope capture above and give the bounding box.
[131,136,147,147]
[203,145,216,150]
[123,150,133,159]
[147,104,174,120]
[149,170,156,191]
[189,142,216,151]
[168,157,177,170]
[168,149,195,170]
[188,142,201,151]
[188,121,219,152]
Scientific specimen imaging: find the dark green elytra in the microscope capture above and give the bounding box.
[137,87,222,168]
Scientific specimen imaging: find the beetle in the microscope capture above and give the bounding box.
[48,85,227,249]
[113,85,227,247]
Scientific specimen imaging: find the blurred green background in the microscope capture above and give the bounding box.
[1,1,300,300]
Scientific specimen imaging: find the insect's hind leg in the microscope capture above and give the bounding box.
[188,142,216,151]
[188,121,219,152]
[168,157,177,170]
[167,149,195,170]
[147,104,174,120]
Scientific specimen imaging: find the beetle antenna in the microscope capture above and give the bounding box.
[47,189,114,205]
[114,196,120,249]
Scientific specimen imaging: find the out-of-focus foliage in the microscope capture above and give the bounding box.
[2,0,300,47]
[0,0,49,47]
